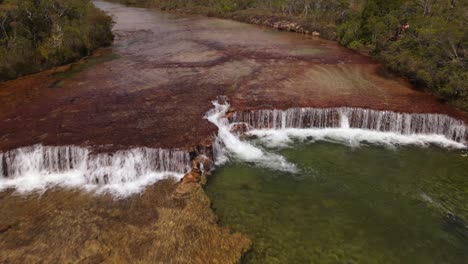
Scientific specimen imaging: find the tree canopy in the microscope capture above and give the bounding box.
[337,0,467,107]
[112,0,467,108]
[0,0,113,81]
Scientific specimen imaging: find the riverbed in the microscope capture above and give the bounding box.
[0,0,467,263]
[207,141,468,263]
[0,0,467,152]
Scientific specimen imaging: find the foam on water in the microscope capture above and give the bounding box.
[0,145,190,197]
[230,107,467,143]
[205,98,297,172]
[207,99,466,170]
[230,107,467,149]
[248,128,466,149]
[2,100,465,196]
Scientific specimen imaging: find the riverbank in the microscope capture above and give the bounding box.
[0,0,113,82]
[106,0,467,111]
[106,0,339,40]
[1,0,467,153]
[0,1,467,262]
[163,7,337,41]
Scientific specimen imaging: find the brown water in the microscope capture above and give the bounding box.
[0,0,466,153]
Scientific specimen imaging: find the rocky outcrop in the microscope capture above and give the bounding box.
[246,17,323,37]
[177,150,214,195]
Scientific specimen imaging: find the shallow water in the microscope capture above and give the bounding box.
[206,142,468,263]
[2,0,467,153]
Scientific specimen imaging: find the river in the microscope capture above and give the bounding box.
[0,1,467,263]
[0,0,467,153]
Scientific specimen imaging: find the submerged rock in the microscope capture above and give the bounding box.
[443,213,468,240]
[0,179,251,263]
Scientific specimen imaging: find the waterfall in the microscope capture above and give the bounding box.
[207,98,466,171]
[205,98,297,172]
[2,104,465,196]
[0,145,191,197]
[230,108,467,144]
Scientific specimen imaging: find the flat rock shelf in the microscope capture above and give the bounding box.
[0,1,467,263]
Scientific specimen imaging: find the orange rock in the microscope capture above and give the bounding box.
[193,155,213,172]
[182,169,201,183]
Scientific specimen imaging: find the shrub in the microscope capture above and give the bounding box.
[0,0,114,81]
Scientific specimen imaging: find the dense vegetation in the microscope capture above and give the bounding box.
[110,0,467,108]
[0,0,113,81]
[337,0,467,108]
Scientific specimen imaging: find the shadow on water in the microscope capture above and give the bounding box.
[206,141,468,264]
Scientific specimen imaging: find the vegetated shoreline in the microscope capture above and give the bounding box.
[0,2,464,262]
[105,0,467,112]
[0,0,114,82]
[108,1,340,40]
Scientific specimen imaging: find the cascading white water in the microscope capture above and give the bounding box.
[0,145,191,197]
[208,99,466,172]
[230,107,467,145]
[2,103,465,196]
[205,98,297,172]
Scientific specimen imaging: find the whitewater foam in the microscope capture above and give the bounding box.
[248,128,466,149]
[207,99,466,172]
[205,98,297,172]
[0,145,190,197]
[2,102,465,196]
[230,107,467,144]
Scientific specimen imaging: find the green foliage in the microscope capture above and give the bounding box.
[4,0,467,108]
[337,0,467,106]
[163,0,468,107]
[0,0,113,81]
[107,0,468,106]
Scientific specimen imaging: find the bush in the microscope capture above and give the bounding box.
[0,0,114,81]
[337,0,467,107]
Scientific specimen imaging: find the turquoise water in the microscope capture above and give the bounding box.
[206,142,468,263]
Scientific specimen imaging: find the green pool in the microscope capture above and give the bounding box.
[206,141,468,263]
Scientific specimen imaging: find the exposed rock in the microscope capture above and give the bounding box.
[247,17,320,36]
[193,154,213,172]
[182,169,202,184]
[230,123,250,135]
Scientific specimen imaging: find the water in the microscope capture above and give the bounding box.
[0,145,190,197]
[205,98,298,172]
[206,141,468,263]
[204,99,468,263]
[230,107,467,143]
